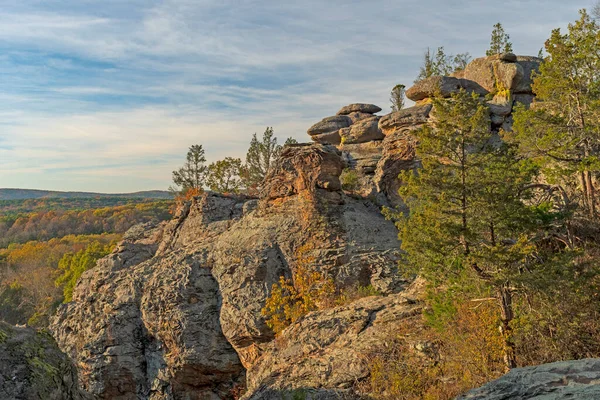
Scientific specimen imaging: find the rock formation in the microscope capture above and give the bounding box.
[458,359,600,399]
[305,52,541,208]
[50,143,408,399]
[46,52,551,400]
[0,322,89,400]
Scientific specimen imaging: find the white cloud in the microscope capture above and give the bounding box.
[0,0,592,192]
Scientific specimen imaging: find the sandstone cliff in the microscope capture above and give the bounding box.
[50,143,410,399]
[45,52,570,400]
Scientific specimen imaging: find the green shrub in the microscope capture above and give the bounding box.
[340,168,360,191]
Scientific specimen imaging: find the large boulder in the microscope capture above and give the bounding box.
[51,220,246,400]
[336,103,382,115]
[378,104,432,136]
[374,130,419,208]
[0,322,90,400]
[341,116,384,144]
[311,130,342,145]
[307,116,352,136]
[458,359,600,399]
[463,55,525,93]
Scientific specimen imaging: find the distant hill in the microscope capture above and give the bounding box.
[0,188,173,200]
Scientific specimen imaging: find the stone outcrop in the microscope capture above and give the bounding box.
[458,359,600,399]
[47,52,552,400]
[51,143,407,399]
[243,293,422,399]
[0,322,89,400]
[303,53,541,208]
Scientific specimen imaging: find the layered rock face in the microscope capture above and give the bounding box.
[0,322,89,400]
[458,359,600,399]
[51,144,408,399]
[49,54,548,399]
[307,53,541,208]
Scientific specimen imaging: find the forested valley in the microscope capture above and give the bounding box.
[0,196,172,327]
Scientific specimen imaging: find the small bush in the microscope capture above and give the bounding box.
[360,298,505,400]
[340,168,360,191]
[262,244,336,334]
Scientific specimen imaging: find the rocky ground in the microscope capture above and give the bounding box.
[1,51,595,400]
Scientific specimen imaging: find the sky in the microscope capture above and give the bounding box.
[0,0,593,193]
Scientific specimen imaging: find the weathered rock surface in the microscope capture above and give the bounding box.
[244,293,422,398]
[51,144,406,399]
[514,56,542,93]
[458,359,600,400]
[52,220,245,400]
[336,103,382,115]
[341,116,383,144]
[378,104,432,136]
[0,322,89,400]
[460,54,541,95]
[311,130,342,145]
[374,130,419,207]
[307,116,352,136]
[406,76,463,101]
[340,141,384,174]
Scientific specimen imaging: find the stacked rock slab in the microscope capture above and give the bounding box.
[306,53,541,208]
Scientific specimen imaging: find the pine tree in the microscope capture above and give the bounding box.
[416,47,471,82]
[171,144,207,194]
[243,127,282,194]
[512,10,600,219]
[390,84,406,112]
[487,23,513,56]
[206,157,243,193]
[392,90,550,370]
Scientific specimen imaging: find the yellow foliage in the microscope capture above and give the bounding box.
[362,300,505,400]
[262,244,336,334]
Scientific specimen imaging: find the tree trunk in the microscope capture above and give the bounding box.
[498,284,517,371]
[585,169,596,219]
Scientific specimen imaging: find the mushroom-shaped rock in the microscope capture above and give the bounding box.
[340,116,383,144]
[378,104,432,136]
[336,103,382,115]
[307,115,352,136]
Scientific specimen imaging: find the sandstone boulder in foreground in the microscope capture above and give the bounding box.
[457,358,600,400]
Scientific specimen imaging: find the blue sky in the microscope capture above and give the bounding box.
[0,0,592,192]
